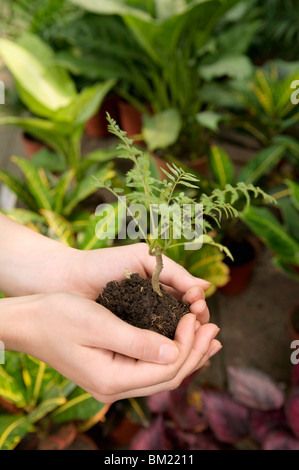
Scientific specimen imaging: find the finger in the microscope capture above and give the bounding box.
[84,303,181,365]
[182,285,206,304]
[189,299,210,324]
[90,323,220,402]
[191,339,222,374]
[82,313,197,397]
[140,250,211,293]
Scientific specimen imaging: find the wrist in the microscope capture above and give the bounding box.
[0,295,40,353]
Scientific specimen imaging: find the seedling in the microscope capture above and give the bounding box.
[94,114,275,298]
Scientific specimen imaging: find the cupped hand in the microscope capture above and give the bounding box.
[6,292,221,403]
[69,243,211,325]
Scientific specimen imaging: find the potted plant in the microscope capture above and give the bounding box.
[93,115,275,338]
[0,33,115,179]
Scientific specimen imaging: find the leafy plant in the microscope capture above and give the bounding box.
[94,115,275,295]
[242,180,299,283]
[0,351,110,450]
[0,33,115,178]
[130,363,299,450]
[0,151,126,250]
[205,62,299,147]
[66,0,247,156]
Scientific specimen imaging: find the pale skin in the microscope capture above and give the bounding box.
[0,213,221,403]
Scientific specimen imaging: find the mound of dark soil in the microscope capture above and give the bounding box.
[96,273,189,339]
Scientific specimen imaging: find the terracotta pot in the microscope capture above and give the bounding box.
[118,100,144,137]
[219,237,258,296]
[288,303,299,341]
[86,94,120,138]
[109,418,142,446]
[22,132,45,159]
[183,156,208,176]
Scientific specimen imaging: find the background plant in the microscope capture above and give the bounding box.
[0,33,116,179]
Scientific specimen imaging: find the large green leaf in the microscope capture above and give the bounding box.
[0,365,27,408]
[142,108,182,151]
[54,80,116,125]
[70,0,151,19]
[286,179,299,210]
[0,116,71,158]
[199,54,253,80]
[79,201,125,250]
[0,170,37,211]
[64,165,115,216]
[237,144,286,185]
[242,206,299,265]
[53,170,75,214]
[41,210,75,246]
[208,145,234,187]
[11,157,54,210]
[0,415,32,450]
[0,38,76,114]
[51,387,106,423]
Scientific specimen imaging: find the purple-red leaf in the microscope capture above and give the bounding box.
[130,415,171,450]
[228,366,285,411]
[250,409,287,443]
[285,387,299,439]
[201,389,250,444]
[291,363,299,387]
[263,430,299,450]
[169,387,207,432]
[177,430,232,450]
[147,391,170,414]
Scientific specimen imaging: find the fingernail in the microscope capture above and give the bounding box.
[209,343,222,358]
[158,344,179,364]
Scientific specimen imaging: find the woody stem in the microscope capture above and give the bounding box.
[152,253,163,297]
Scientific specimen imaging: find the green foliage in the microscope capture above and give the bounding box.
[94,115,275,260]
[0,33,115,177]
[0,153,116,247]
[242,181,299,282]
[66,0,247,156]
[0,352,107,450]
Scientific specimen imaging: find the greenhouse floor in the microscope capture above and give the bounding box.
[0,105,298,394]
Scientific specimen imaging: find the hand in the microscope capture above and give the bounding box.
[69,243,212,325]
[0,215,211,325]
[1,293,221,403]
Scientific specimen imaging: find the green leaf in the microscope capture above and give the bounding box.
[54,80,116,125]
[31,149,66,173]
[79,202,124,250]
[70,0,151,20]
[0,38,76,115]
[209,145,234,187]
[278,197,299,244]
[286,179,299,210]
[0,415,32,450]
[2,209,45,227]
[0,365,27,408]
[11,157,54,210]
[0,169,37,210]
[237,145,285,185]
[51,387,107,423]
[142,108,182,151]
[198,54,253,80]
[0,116,71,157]
[242,206,299,265]
[41,210,75,247]
[64,165,115,216]
[53,169,75,214]
[27,397,66,424]
[196,111,226,131]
